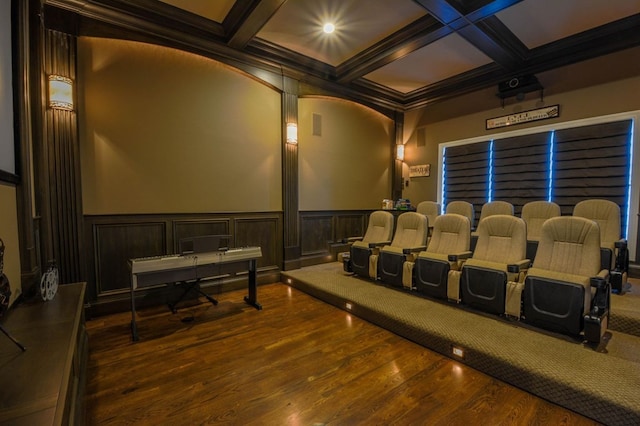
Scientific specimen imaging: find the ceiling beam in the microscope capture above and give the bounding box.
[227,0,288,49]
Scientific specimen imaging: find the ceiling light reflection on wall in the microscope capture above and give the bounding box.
[323,23,335,34]
[48,75,74,111]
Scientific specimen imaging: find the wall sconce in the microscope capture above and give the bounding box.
[396,144,405,161]
[286,123,298,144]
[48,75,74,111]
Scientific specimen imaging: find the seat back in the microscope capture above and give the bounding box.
[427,214,470,255]
[446,201,475,228]
[362,210,394,244]
[479,201,514,223]
[472,215,527,264]
[390,212,428,248]
[521,201,561,242]
[417,201,441,226]
[533,216,602,277]
[573,199,621,250]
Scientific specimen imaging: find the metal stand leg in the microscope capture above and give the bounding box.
[0,325,26,351]
[244,259,262,310]
[168,280,218,313]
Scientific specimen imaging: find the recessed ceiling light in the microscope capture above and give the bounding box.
[323,23,335,34]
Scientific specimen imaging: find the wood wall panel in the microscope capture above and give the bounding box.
[234,217,280,270]
[94,222,166,294]
[334,214,367,242]
[299,211,373,261]
[300,214,333,256]
[85,212,282,313]
[172,219,230,252]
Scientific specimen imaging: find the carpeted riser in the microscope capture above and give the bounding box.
[287,274,640,426]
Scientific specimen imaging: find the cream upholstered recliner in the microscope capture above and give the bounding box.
[417,201,440,237]
[521,200,561,262]
[573,199,628,293]
[445,201,475,230]
[471,201,514,250]
[346,211,394,279]
[376,212,428,287]
[523,216,610,342]
[460,215,529,315]
[406,214,472,299]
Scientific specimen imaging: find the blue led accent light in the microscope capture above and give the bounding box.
[548,131,555,202]
[624,120,634,239]
[488,140,494,202]
[442,148,447,212]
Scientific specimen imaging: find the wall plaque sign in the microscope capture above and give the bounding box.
[486,105,559,129]
[409,164,430,177]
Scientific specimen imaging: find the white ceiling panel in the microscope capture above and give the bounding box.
[256,0,427,66]
[497,0,640,49]
[158,0,236,23]
[364,33,493,93]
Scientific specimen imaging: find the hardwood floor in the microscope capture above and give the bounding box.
[85,283,598,425]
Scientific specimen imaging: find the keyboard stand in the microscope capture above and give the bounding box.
[168,279,218,313]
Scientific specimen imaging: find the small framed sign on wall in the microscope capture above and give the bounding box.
[486,105,560,130]
[409,164,430,177]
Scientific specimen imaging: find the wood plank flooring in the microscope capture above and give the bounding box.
[85,283,598,425]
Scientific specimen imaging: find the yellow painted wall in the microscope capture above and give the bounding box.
[298,97,393,210]
[78,38,282,214]
[402,75,640,203]
[0,182,21,305]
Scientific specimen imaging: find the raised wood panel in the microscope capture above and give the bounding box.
[172,219,230,252]
[234,217,279,270]
[300,215,333,256]
[94,222,166,294]
[334,214,367,241]
[85,212,283,311]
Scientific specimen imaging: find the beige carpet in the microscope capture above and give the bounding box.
[283,262,640,426]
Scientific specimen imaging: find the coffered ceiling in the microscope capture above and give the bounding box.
[45,0,640,113]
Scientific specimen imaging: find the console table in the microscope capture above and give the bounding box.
[0,283,87,425]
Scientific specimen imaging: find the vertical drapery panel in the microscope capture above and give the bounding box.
[43,30,84,284]
[492,132,551,216]
[553,120,632,227]
[444,141,490,227]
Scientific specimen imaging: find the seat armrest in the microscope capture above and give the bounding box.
[590,275,608,290]
[369,241,391,248]
[341,236,363,244]
[448,251,472,262]
[615,239,627,249]
[403,246,427,254]
[507,259,531,273]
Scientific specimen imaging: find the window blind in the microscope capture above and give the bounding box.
[444,141,490,227]
[492,132,551,216]
[553,120,632,227]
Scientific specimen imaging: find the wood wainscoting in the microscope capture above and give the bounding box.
[299,210,374,266]
[83,212,283,316]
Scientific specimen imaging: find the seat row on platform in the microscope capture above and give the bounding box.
[340,199,629,345]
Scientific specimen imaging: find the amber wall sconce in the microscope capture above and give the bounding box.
[48,75,74,111]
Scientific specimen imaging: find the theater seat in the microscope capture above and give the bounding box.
[471,201,514,250]
[409,214,472,299]
[460,215,529,315]
[446,201,475,230]
[376,212,428,287]
[417,201,440,238]
[523,216,610,341]
[347,211,394,279]
[521,200,561,262]
[573,199,628,293]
